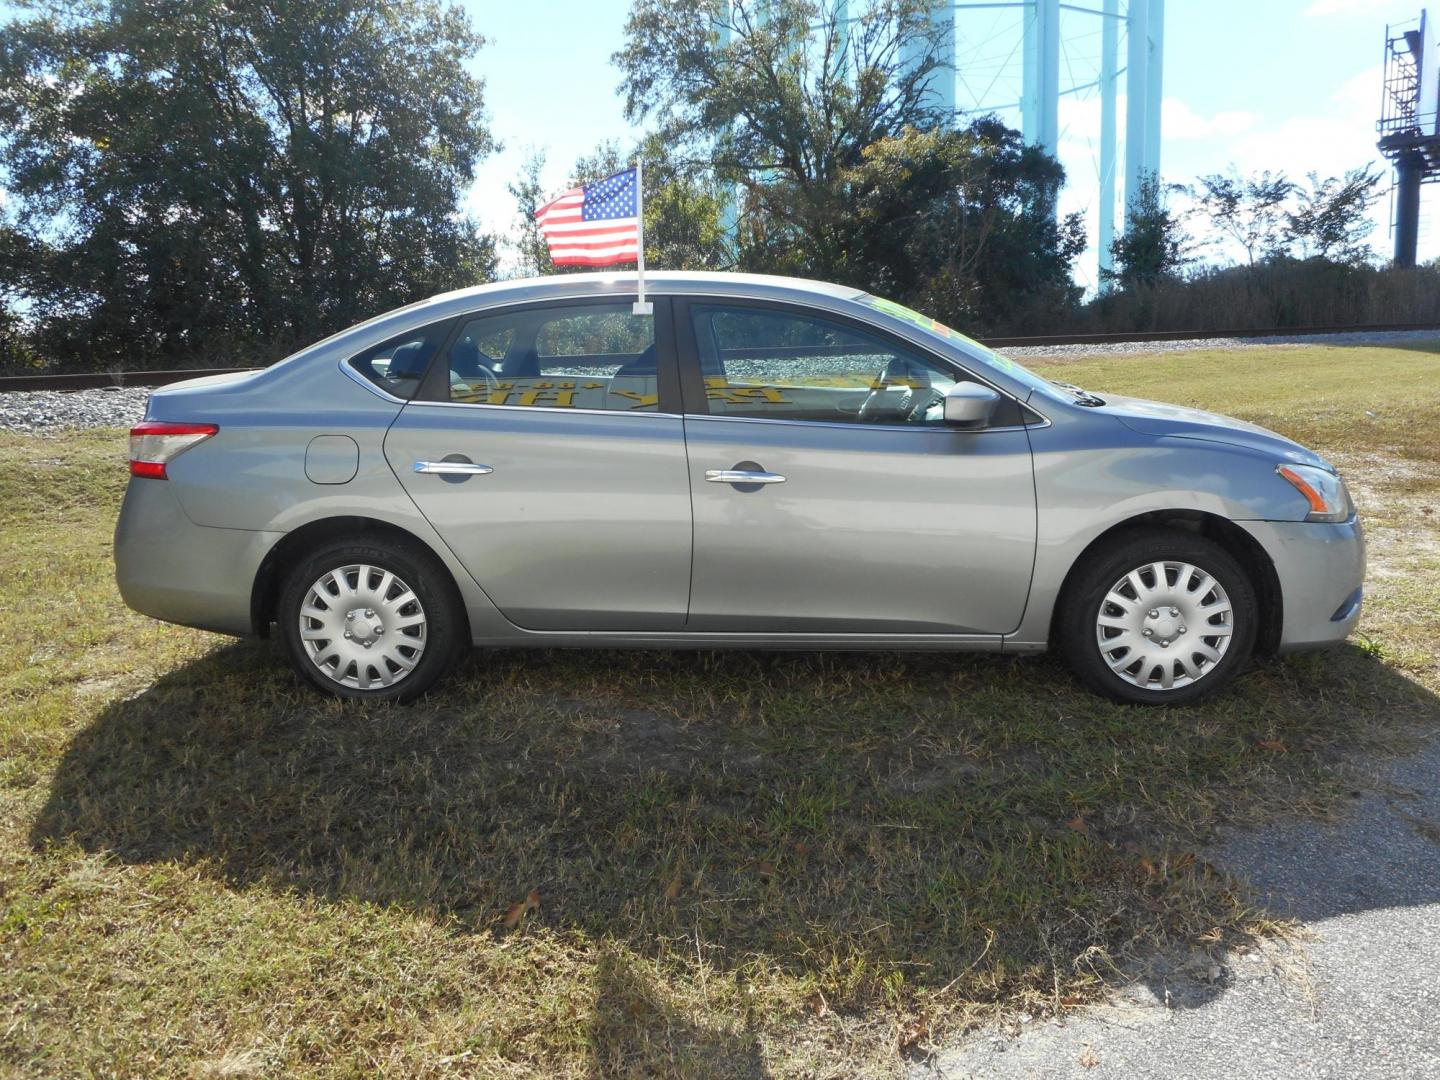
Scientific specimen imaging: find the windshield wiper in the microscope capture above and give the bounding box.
[1050,380,1106,407]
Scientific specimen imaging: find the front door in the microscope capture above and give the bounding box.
[676,299,1037,635]
[384,297,693,631]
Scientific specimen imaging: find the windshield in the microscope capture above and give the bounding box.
[858,295,1071,403]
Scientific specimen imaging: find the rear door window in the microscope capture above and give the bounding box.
[445,303,659,412]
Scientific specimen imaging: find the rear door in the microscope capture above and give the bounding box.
[383,297,693,631]
[676,297,1038,635]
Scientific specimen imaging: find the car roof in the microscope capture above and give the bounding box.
[422,270,866,307]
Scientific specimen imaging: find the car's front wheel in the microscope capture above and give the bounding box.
[1058,529,1258,705]
[277,536,466,702]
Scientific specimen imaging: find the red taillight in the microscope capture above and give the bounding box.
[128,421,219,479]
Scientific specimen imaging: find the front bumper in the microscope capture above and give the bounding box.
[114,477,282,637]
[1239,516,1366,653]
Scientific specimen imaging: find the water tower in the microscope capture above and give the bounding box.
[902,1,1166,287]
[715,1,1167,287]
[1378,9,1440,267]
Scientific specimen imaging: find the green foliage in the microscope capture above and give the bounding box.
[507,151,560,278]
[616,0,949,271]
[633,132,736,272]
[1189,168,1297,266]
[1106,172,1190,289]
[1286,166,1384,266]
[829,120,1085,333]
[509,137,732,278]
[1187,165,1383,272]
[0,0,498,370]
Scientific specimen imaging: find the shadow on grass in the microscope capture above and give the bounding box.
[29,639,1440,1034]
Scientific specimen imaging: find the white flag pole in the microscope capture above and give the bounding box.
[633,159,652,315]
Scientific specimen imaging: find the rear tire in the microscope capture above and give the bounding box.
[277,536,466,703]
[1058,529,1258,706]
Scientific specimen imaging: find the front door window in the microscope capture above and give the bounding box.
[688,304,1018,427]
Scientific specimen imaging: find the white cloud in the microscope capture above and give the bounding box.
[1053,96,1258,158]
[1162,99,1260,141]
[1220,66,1381,178]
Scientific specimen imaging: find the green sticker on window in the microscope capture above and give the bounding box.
[861,294,1034,381]
[864,296,961,340]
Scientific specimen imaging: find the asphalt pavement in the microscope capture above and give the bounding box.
[918,738,1440,1080]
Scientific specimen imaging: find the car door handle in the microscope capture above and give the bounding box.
[705,469,786,485]
[413,460,494,475]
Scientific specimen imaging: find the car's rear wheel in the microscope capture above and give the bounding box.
[1058,529,1258,705]
[277,536,466,703]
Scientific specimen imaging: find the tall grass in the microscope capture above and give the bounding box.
[1059,260,1440,336]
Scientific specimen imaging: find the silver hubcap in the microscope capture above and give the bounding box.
[299,564,427,690]
[1095,561,1234,691]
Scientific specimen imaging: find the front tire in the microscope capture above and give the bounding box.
[277,536,466,703]
[1058,529,1258,705]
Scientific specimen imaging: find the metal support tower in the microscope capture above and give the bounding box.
[1122,0,1164,223]
[1377,11,1440,268]
[1021,0,1061,154]
[1097,0,1120,283]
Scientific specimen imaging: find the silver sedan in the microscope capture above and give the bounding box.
[115,272,1364,705]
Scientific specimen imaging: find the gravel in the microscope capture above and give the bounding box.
[0,386,152,434]
[914,737,1440,1080]
[4,329,1437,434]
[1002,327,1440,360]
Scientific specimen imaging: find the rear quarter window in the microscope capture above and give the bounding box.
[347,320,454,400]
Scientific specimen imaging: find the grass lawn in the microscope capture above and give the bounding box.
[2,342,1439,1078]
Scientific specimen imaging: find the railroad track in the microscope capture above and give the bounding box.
[5,321,1440,393]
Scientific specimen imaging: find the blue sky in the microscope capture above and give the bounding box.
[462,0,1438,282]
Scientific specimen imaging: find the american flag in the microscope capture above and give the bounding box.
[534,168,641,267]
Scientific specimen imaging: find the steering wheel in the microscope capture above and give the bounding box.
[857,358,902,423]
[905,386,946,422]
[857,359,940,424]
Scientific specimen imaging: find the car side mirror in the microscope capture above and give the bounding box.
[943,382,1002,428]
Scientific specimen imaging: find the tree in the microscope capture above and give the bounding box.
[1285,166,1383,265]
[508,138,732,278]
[507,151,561,278]
[829,119,1085,331]
[1190,168,1295,266]
[615,0,950,273]
[0,0,498,369]
[1105,173,1190,288]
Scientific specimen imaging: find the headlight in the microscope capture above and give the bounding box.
[1276,464,1353,523]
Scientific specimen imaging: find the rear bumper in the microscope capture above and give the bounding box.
[1239,516,1366,653]
[114,478,281,637]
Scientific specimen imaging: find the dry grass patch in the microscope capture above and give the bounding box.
[2,341,1439,1077]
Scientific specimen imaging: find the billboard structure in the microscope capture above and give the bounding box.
[1378,9,1440,266]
